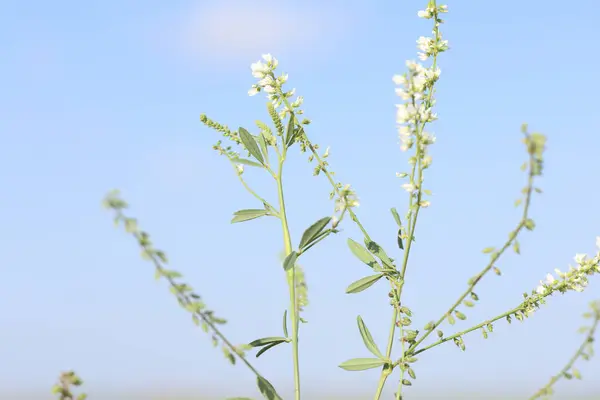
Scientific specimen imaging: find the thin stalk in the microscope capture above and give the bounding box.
[111,208,271,386]
[406,153,535,356]
[276,154,301,400]
[280,96,372,242]
[528,307,600,399]
[228,157,278,214]
[409,305,523,357]
[373,310,400,399]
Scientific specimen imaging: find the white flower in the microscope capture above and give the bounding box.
[396,104,409,123]
[419,200,430,208]
[258,75,274,87]
[291,96,304,108]
[235,164,244,174]
[574,253,587,264]
[421,132,436,145]
[412,73,427,92]
[536,285,546,295]
[425,67,441,82]
[406,60,420,71]
[398,125,411,138]
[277,73,288,84]
[395,88,411,100]
[331,215,339,229]
[251,61,269,78]
[422,154,432,168]
[416,36,432,53]
[261,53,278,69]
[402,183,416,193]
[417,8,433,19]
[248,87,259,96]
[263,85,276,94]
[545,273,555,284]
[596,236,600,249]
[393,74,407,86]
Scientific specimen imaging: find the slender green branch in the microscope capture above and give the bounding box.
[406,148,536,356]
[391,1,443,397]
[410,305,522,357]
[103,194,279,396]
[275,154,302,400]
[280,96,373,242]
[227,156,279,216]
[529,302,600,399]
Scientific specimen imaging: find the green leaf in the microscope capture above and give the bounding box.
[524,218,536,230]
[282,310,288,337]
[249,336,289,347]
[482,247,495,254]
[256,340,286,358]
[364,239,394,268]
[283,251,299,271]
[447,313,456,325]
[239,127,265,165]
[454,310,467,320]
[357,316,385,359]
[256,376,282,400]
[299,217,331,250]
[285,113,296,147]
[256,133,269,161]
[339,358,386,371]
[347,238,379,268]
[397,229,404,250]
[231,158,264,168]
[231,209,269,223]
[391,207,402,227]
[346,274,384,294]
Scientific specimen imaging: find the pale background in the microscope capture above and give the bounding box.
[1,0,600,399]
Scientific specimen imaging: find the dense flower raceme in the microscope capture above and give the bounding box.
[248,54,304,120]
[534,237,600,300]
[247,53,359,225]
[394,4,448,200]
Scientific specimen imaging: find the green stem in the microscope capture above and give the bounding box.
[113,208,273,390]
[228,157,278,214]
[276,155,301,400]
[528,307,600,399]
[373,309,400,399]
[410,305,523,357]
[280,95,372,242]
[396,326,406,400]
[405,153,535,356]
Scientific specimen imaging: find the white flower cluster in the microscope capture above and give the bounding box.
[335,184,360,212]
[535,237,600,296]
[248,54,303,118]
[394,4,448,196]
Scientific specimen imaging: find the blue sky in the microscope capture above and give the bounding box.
[1,0,600,398]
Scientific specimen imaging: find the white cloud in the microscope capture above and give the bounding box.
[160,0,350,64]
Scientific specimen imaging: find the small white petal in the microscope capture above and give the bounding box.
[392,74,407,86]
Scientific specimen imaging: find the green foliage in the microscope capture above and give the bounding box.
[51,371,87,400]
[53,2,600,400]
